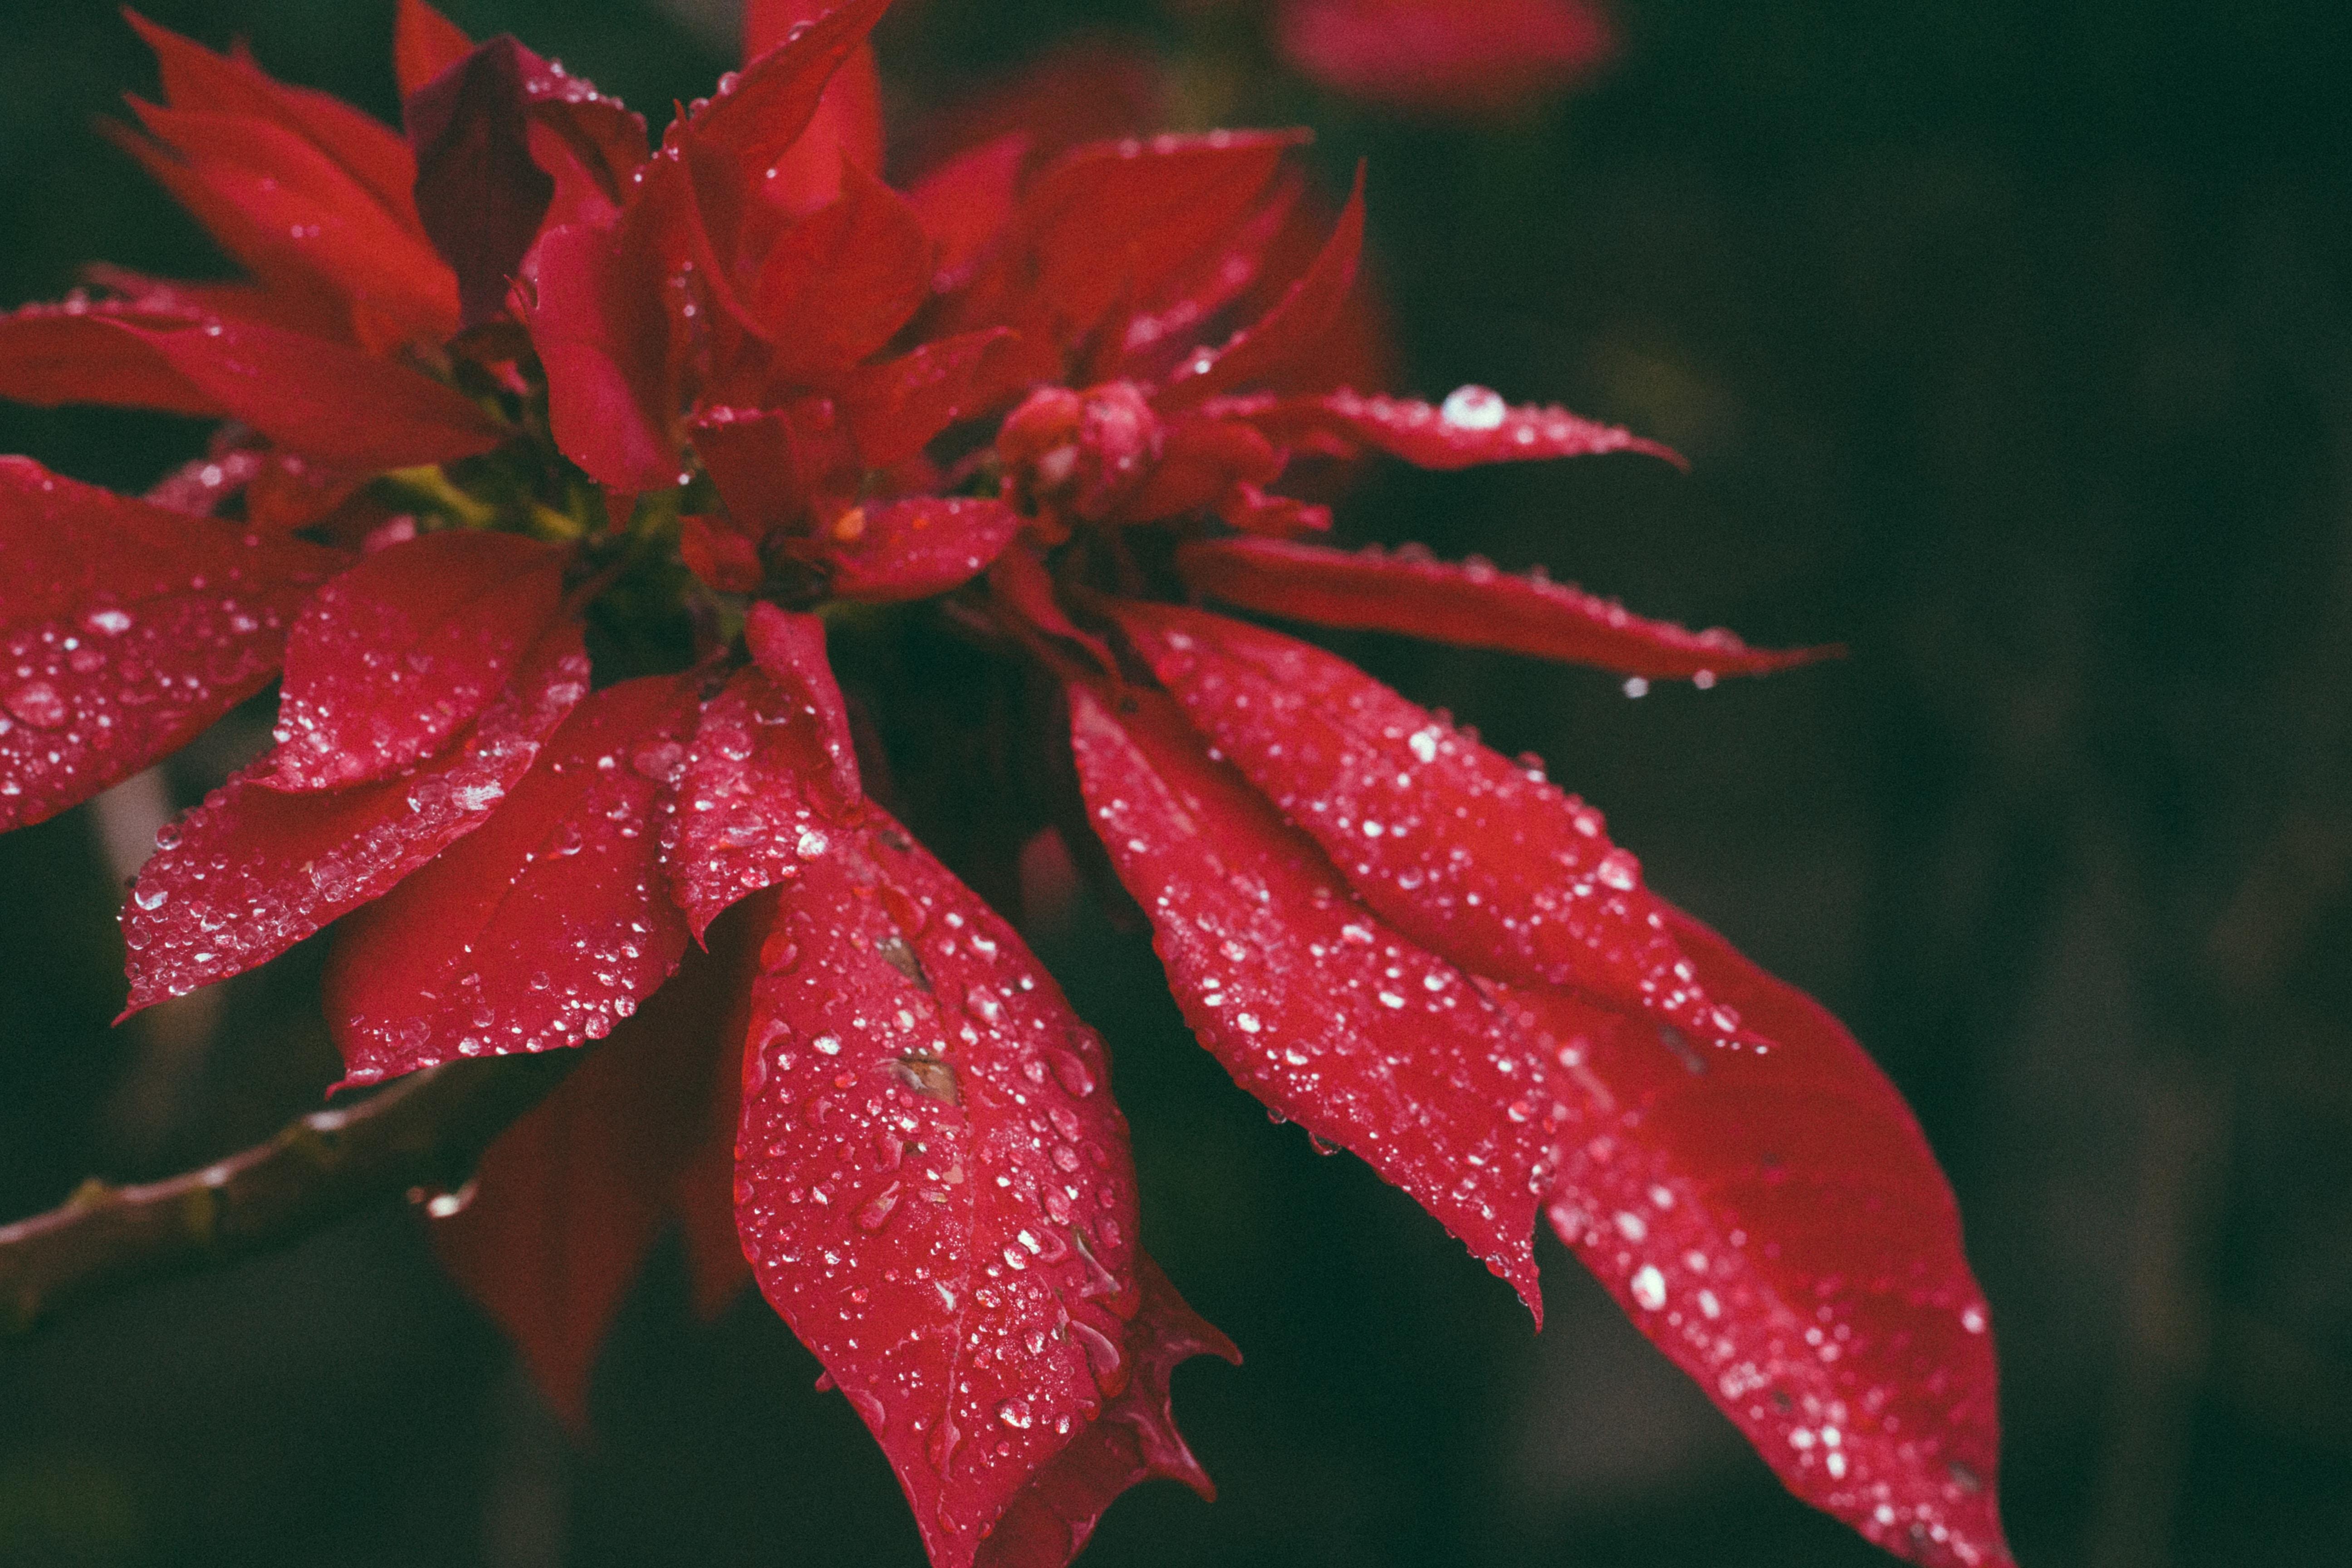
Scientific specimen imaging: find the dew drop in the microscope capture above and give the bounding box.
[1439,384,1508,431]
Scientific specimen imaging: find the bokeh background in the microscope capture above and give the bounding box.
[5,1,2350,1564]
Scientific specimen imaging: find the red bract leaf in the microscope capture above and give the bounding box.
[102,316,506,470]
[407,39,560,331]
[736,814,1217,1568]
[842,330,1032,469]
[1497,912,2009,1565]
[954,133,1304,352]
[813,497,1024,603]
[663,604,861,939]
[395,0,475,102]
[1109,603,1749,1053]
[1214,386,1681,470]
[1275,0,1617,119]
[745,1,885,215]
[120,623,588,1011]
[118,98,454,348]
[527,200,684,493]
[0,299,230,416]
[1067,686,1546,1311]
[1153,165,1365,412]
[0,459,343,833]
[972,1255,1236,1568]
[434,906,756,1428]
[1175,538,1834,681]
[260,531,570,792]
[749,159,931,377]
[125,9,426,238]
[1106,174,1303,387]
[324,673,700,1088]
[685,0,893,177]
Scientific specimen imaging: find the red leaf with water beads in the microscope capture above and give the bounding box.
[0,459,343,833]
[1109,603,1749,1053]
[1175,537,1834,681]
[103,317,506,470]
[743,0,887,216]
[686,0,894,178]
[951,133,1305,351]
[813,498,1025,603]
[1215,385,1681,470]
[664,605,861,940]
[259,531,570,792]
[736,814,1221,1568]
[1275,0,1617,119]
[1067,686,1547,1311]
[323,673,700,1088]
[433,908,756,1428]
[1153,165,1366,412]
[972,1255,1237,1568]
[407,39,559,331]
[1495,911,2010,1565]
[395,0,474,102]
[118,623,588,1012]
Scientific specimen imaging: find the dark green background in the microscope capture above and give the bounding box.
[4,1,2348,1564]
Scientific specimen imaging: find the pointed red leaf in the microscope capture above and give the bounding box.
[433,910,754,1427]
[952,133,1305,351]
[0,298,228,416]
[812,497,1024,603]
[260,531,569,792]
[745,0,885,215]
[1152,164,1365,412]
[126,9,426,235]
[749,159,931,378]
[663,604,862,939]
[737,813,1219,1568]
[1497,911,2009,1564]
[103,316,506,470]
[395,0,475,103]
[1107,174,1304,386]
[119,98,455,345]
[1175,538,1835,680]
[1109,603,1750,1053]
[690,404,813,534]
[686,0,893,176]
[324,673,700,1088]
[119,622,588,1011]
[842,329,1034,469]
[1212,386,1681,470]
[973,1255,1237,1568]
[406,39,560,330]
[1068,686,1546,1310]
[0,460,343,833]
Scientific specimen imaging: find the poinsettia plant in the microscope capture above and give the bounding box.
[0,2,2010,1565]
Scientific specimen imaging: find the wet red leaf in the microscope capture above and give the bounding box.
[1109,602,1751,1052]
[1496,907,2008,1564]
[394,0,475,103]
[663,605,862,939]
[811,497,1024,603]
[406,39,560,330]
[1067,686,1547,1310]
[1214,386,1681,470]
[0,459,343,833]
[260,531,570,791]
[119,622,587,1012]
[1175,537,1834,680]
[736,813,1224,1568]
[324,673,700,1087]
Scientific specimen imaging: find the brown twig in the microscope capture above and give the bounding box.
[0,1052,579,1334]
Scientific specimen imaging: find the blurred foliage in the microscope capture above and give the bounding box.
[5,1,2351,1566]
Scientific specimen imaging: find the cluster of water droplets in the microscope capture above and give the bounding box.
[1321,385,1651,461]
